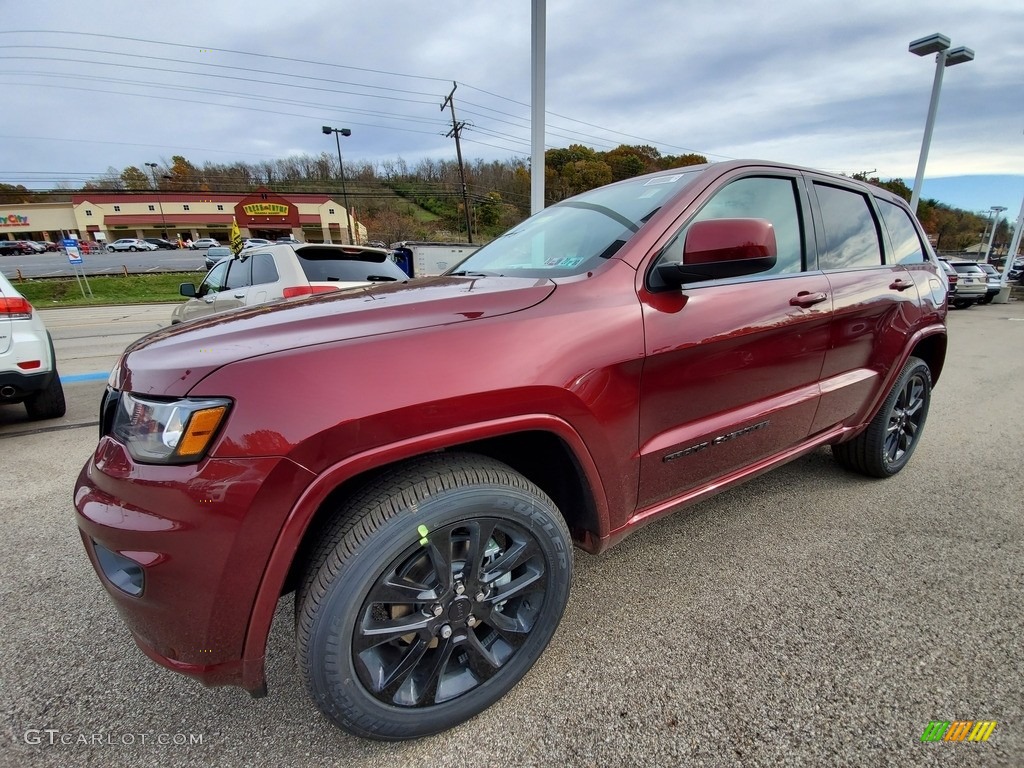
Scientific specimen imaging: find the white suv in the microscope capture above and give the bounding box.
[0,272,66,419]
[107,238,158,252]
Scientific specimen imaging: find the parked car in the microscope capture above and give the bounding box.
[172,243,407,324]
[189,238,221,250]
[0,240,35,256]
[107,238,158,252]
[23,241,47,253]
[144,237,178,250]
[204,245,233,271]
[937,258,958,302]
[276,235,300,244]
[0,271,66,419]
[977,263,1002,304]
[35,241,59,252]
[75,160,947,740]
[942,260,987,308]
[242,238,272,250]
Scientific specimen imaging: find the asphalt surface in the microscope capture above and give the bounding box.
[0,249,208,279]
[0,302,1021,767]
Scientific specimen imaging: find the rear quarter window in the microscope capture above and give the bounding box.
[877,199,925,264]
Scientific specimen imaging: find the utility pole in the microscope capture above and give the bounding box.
[441,82,473,243]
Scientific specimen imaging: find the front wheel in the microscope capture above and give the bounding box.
[297,453,572,740]
[832,356,931,477]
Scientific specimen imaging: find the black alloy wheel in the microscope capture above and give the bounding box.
[297,453,572,740]
[832,356,932,478]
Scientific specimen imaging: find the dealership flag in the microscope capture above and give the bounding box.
[230,218,243,255]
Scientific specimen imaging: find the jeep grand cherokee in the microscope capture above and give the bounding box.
[74,160,947,740]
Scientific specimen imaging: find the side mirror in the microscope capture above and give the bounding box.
[656,218,777,287]
[179,283,197,297]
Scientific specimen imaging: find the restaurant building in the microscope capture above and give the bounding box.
[0,187,364,245]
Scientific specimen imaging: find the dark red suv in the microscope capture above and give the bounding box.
[74,160,947,740]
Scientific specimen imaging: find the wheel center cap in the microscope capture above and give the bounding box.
[447,597,472,623]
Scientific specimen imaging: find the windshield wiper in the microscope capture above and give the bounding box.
[449,270,500,277]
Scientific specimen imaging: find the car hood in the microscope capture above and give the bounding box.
[113,276,556,395]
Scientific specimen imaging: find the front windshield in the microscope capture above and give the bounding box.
[450,170,702,278]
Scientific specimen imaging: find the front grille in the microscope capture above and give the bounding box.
[99,387,120,438]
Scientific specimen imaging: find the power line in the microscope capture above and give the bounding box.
[0,30,453,84]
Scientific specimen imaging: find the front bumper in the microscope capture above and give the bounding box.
[74,437,315,692]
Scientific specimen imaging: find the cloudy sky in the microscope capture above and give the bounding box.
[2,0,1022,217]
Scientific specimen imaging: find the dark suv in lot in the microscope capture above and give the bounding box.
[74,160,947,740]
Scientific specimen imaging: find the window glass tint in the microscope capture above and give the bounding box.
[878,200,925,264]
[657,176,803,277]
[814,184,882,269]
[224,258,251,289]
[297,251,408,282]
[199,261,229,296]
[950,263,985,275]
[251,252,279,285]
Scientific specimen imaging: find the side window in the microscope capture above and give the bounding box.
[658,176,804,277]
[251,252,280,285]
[814,184,883,270]
[197,261,229,296]
[878,199,925,264]
[224,258,252,290]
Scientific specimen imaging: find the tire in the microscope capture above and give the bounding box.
[296,453,572,740]
[24,372,66,420]
[832,356,931,478]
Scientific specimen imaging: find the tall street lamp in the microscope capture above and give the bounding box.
[144,162,169,239]
[908,34,974,214]
[984,205,1006,263]
[321,126,355,244]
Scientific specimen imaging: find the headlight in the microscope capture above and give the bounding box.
[112,392,231,464]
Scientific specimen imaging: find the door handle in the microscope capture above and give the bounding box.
[204,297,216,304]
[889,279,913,291]
[789,291,828,308]
[233,292,246,299]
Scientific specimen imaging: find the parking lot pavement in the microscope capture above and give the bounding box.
[44,303,172,379]
[0,303,1021,767]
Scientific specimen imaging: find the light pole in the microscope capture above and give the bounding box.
[908,34,974,214]
[984,206,1006,263]
[144,162,169,239]
[321,126,355,244]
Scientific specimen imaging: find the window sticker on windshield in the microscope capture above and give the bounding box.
[644,174,684,186]
[544,256,585,268]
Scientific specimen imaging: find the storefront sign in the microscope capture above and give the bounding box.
[242,203,289,217]
[2,213,29,228]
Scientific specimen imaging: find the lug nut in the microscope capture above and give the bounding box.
[454,582,466,596]
[431,604,444,617]
[475,592,486,602]
[440,624,453,639]
[467,615,478,627]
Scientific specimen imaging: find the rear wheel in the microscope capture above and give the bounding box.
[832,356,931,477]
[24,372,66,420]
[296,453,572,740]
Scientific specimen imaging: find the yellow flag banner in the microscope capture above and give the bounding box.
[229,218,243,255]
